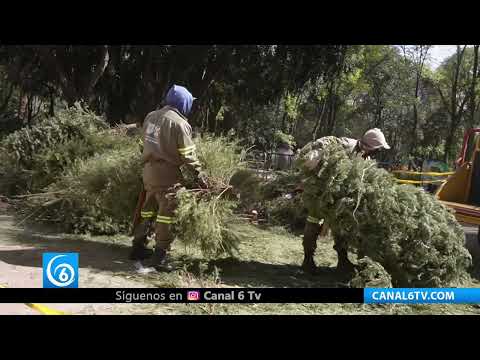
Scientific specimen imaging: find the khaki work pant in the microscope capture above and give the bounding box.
[132,188,177,251]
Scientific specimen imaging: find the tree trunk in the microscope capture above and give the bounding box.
[468,45,479,129]
[82,45,110,100]
[407,45,430,155]
[439,46,467,163]
[49,90,55,117]
[312,98,327,140]
[410,72,420,153]
[330,96,338,134]
[18,92,28,123]
[375,104,382,128]
[27,95,33,125]
[443,127,455,164]
[324,82,337,135]
[281,110,287,132]
[190,47,234,126]
[32,96,42,120]
[37,46,109,107]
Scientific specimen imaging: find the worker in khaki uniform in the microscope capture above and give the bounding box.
[299,128,390,274]
[130,85,207,271]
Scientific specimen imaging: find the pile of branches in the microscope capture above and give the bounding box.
[17,143,143,234]
[0,105,109,195]
[297,143,472,287]
[225,167,308,229]
[18,129,251,257]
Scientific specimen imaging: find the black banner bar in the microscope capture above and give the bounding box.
[0,288,363,303]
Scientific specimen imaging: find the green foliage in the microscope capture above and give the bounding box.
[229,168,263,206]
[258,171,305,230]
[350,257,393,288]
[186,134,248,190]
[1,105,106,166]
[284,92,300,121]
[415,143,446,161]
[173,135,250,257]
[173,189,242,258]
[300,143,472,287]
[19,132,251,258]
[215,105,229,121]
[2,45,477,168]
[31,132,133,192]
[261,171,302,200]
[0,111,23,138]
[22,142,142,234]
[265,195,306,230]
[274,130,296,147]
[0,105,108,195]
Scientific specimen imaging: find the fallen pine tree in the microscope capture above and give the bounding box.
[297,142,472,287]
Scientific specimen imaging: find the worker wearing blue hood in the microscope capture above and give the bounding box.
[164,84,196,117]
[130,84,207,271]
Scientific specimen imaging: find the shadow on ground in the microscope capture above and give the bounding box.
[176,256,344,288]
[0,220,338,288]
[4,215,477,288]
[0,228,134,273]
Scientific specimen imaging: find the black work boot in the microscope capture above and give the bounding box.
[129,244,154,261]
[151,248,174,272]
[130,220,155,261]
[335,248,355,275]
[302,253,317,274]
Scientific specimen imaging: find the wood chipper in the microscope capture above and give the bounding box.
[436,128,480,244]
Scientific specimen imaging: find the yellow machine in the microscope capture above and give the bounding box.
[436,128,480,243]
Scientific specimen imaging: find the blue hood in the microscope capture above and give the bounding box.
[165,85,195,116]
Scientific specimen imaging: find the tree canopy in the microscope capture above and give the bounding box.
[1,44,479,165]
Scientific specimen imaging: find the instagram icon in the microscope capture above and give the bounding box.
[187,291,200,301]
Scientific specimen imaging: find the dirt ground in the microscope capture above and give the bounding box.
[1,200,480,315]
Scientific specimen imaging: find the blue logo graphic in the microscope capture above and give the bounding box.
[42,253,78,288]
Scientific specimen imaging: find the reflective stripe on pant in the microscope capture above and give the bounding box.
[306,215,324,225]
[133,189,176,251]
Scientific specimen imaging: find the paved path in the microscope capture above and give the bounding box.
[0,214,149,315]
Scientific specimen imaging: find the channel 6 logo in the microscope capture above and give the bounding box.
[42,253,78,288]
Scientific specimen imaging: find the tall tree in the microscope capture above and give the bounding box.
[467,45,479,129]
[434,46,470,163]
[401,45,431,154]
